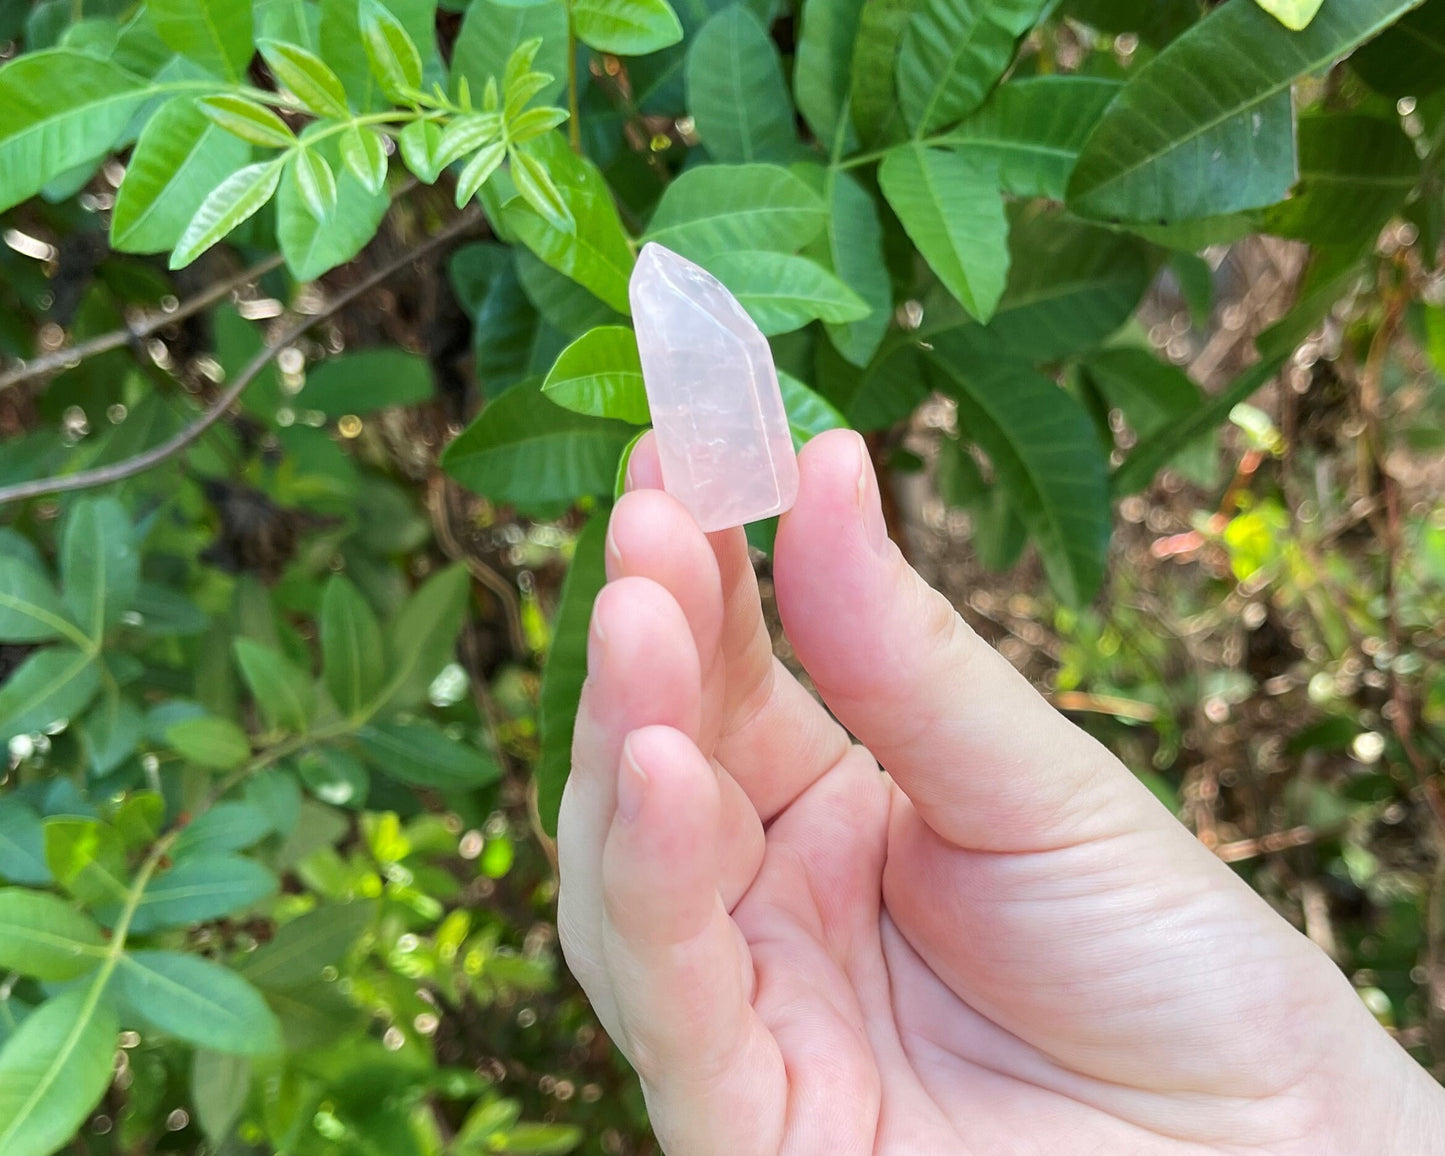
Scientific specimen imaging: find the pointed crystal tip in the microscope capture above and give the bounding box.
[628,243,798,533]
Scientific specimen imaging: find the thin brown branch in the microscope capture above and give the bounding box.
[1213,824,1319,863]
[0,212,482,506]
[0,253,286,394]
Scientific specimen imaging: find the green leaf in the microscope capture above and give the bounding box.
[500,135,634,313]
[299,348,434,417]
[294,148,339,220]
[80,693,143,776]
[0,988,119,1156]
[192,1050,250,1144]
[510,145,573,230]
[897,0,1047,134]
[573,0,683,53]
[131,584,209,637]
[111,793,164,851]
[198,94,298,148]
[451,243,569,395]
[492,1123,584,1154]
[0,560,75,644]
[115,951,282,1055]
[452,0,567,110]
[278,129,390,280]
[234,639,316,734]
[61,496,138,642]
[457,139,509,204]
[259,38,351,116]
[941,75,1123,200]
[44,818,128,908]
[174,803,273,857]
[1066,0,1422,223]
[778,370,848,448]
[167,715,252,769]
[643,163,827,261]
[320,576,385,717]
[850,0,914,147]
[438,111,504,169]
[1263,112,1417,246]
[1080,346,1203,433]
[537,516,607,835]
[382,564,471,711]
[706,250,869,335]
[321,0,439,111]
[509,105,569,144]
[928,346,1111,606]
[150,0,255,78]
[0,890,105,980]
[542,326,649,423]
[1254,0,1324,29]
[360,0,424,98]
[797,165,890,366]
[1351,0,1445,96]
[399,118,446,182]
[936,437,1027,571]
[239,900,377,989]
[296,747,370,808]
[111,96,253,254]
[340,124,388,193]
[878,144,1009,322]
[0,804,51,887]
[126,854,278,934]
[442,380,637,508]
[171,158,286,268]
[795,0,867,149]
[356,723,502,790]
[0,49,145,216]
[0,649,102,746]
[686,5,796,162]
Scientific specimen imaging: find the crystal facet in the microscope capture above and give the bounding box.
[629,242,799,533]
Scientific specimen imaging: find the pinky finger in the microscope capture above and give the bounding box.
[600,726,786,1155]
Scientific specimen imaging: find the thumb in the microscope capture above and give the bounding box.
[774,429,1164,852]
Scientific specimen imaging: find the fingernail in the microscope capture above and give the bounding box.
[616,740,648,823]
[854,433,888,554]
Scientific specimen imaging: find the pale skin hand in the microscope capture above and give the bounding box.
[557,429,1445,1155]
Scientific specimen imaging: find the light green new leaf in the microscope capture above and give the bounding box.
[457,140,508,204]
[0,50,147,216]
[399,118,445,182]
[442,379,636,509]
[537,516,606,835]
[0,988,119,1156]
[573,0,683,53]
[321,576,385,717]
[112,97,252,254]
[686,5,796,162]
[239,900,377,988]
[510,146,573,230]
[706,251,869,335]
[192,1051,250,1144]
[0,890,105,981]
[61,496,138,642]
[1066,0,1423,223]
[797,165,890,366]
[381,564,471,712]
[878,144,1009,322]
[234,639,316,734]
[115,951,281,1055]
[437,111,504,170]
[341,124,388,193]
[0,649,102,746]
[278,129,389,281]
[500,135,634,313]
[452,0,567,108]
[0,560,76,645]
[542,326,650,424]
[166,715,251,769]
[198,94,298,148]
[173,803,273,858]
[321,0,439,111]
[43,818,128,909]
[644,163,826,262]
[112,793,164,853]
[1254,0,1324,29]
[171,158,286,268]
[150,0,255,78]
[293,147,339,221]
[357,723,502,790]
[942,75,1122,200]
[897,0,1048,134]
[795,0,867,148]
[360,0,423,98]
[259,38,351,116]
[928,347,1111,606]
[125,854,278,934]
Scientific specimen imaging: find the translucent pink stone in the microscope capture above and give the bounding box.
[629,242,799,533]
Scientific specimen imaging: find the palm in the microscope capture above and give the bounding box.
[558,431,1422,1156]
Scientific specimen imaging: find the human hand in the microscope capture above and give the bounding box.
[557,429,1442,1155]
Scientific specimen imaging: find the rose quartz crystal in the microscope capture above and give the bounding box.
[629,242,799,533]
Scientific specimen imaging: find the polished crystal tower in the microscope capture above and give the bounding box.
[628,243,799,532]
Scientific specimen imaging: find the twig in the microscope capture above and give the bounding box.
[1213,824,1318,863]
[426,474,528,658]
[0,254,286,394]
[0,212,482,506]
